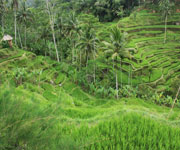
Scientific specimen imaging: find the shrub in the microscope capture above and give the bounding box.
[12,68,28,86]
[2,41,9,48]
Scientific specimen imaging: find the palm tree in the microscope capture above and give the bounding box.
[17,1,33,48]
[12,0,19,45]
[128,64,131,86]
[77,26,98,83]
[127,48,135,86]
[77,26,98,68]
[67,12,80,64]
[103,27,129,99]
[67,12,80,34]
[46,0,60,62]
[55,13,80,63]
[159,0,175,43]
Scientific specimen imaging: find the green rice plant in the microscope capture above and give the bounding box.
[74,113,180,150]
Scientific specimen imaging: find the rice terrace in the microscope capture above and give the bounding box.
[0,0,180,150]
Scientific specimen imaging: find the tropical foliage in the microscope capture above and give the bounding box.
[0,0,180,149]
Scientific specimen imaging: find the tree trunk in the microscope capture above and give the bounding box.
[169,87,180,115]
[86,50,89,68]
[116,71,118,99]
[86,52,89,68]
[18,26,23,48]
[24,24,27,49]
[58,29,63,62]
[0,0,4,33]
[164,15,168,43]
[120,58,122,88]
[141,69,143,84]
[52,22,59,62]
[80,50,82,70]
[1,13,4,34]
[46,0,60,62]
[128,64,130,85]
[14,9,17,45]
[75,47,78,65]
[94,60,96,83]
[116,57,119,99]
[93,40,96,83]
[86,51,89,76]
[44,39,46,56]
[72,41,74,64]
[139,0,140,7]
[93,54,96,83]
[131,66,132,86]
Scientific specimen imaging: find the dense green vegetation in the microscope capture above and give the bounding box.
[0,0,180,149]
[0,48,180,149]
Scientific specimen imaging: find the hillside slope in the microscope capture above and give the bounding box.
[1,48,180,150]
[96,10,180,94]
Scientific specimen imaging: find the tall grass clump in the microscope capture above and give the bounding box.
[0,88,78,150]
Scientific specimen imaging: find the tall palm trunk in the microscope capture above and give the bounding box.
[141,69,143,84]
[18,26,23,48]
[46,0,60,62]
[72,46,74,64]
[1,13,4,34]
[93,57,96,83]
[128,64,130,85]
[115,57,119,99]
[120,58,122,88]
[44,39,47,56]
[72,41,75,64]
[24,24,27,48]
[131,66,133,86]
[51,19,59,62]
[0,0,4,33]
[14,9,17,45]
[86,51,89,68]
[80,50,82,70]
[139,0,141,7]
[116,71,118,99]
[170,87,180,111]
[164,15,168,43]
[93,40,96,83]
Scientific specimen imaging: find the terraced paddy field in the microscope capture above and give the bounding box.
[1,48,180,150]
[0,8,180,150]
[96,10,180,93]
